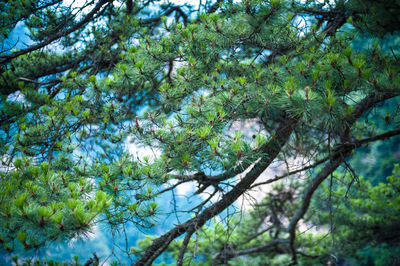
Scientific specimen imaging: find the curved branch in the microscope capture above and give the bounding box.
[177,229,195,266]
[250,156,330,189]
[0,0,110,64]
[207,0,224,14]
[212,239,288,264]
[356,126,400,146]
[287,92,399,264]
[140,6,188,25]
[17,77,61,85]
[200,122,287,185]
[133,115,299,265]
[83,252,99,266]
[287,154,347,264]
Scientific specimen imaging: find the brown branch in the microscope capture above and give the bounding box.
[133,115,299,265]
[0,0,110,64]
[287,92,399,264]
[134,96,399,265]
[126,0,133,14]
[17,77,61,85]
[235,225,274,247]
[139,1,224,28]
[83,252,99,266]
[323,13,347,36]
[32,54,87,79]
[343,159,359,198]
[140,6,188,25]
[31,0,64,13]
[206,65,388,187]
[356,126,400,146]
[287,154,347,264]
[189,189,218,212]
[202,123,288,185]
[251,125,400,190]
[207,0,224,14]
[250,156,330,189]
[300,8,343,16]
[177,229,195,266]
[153,179,190,197]
[212,239,288,264]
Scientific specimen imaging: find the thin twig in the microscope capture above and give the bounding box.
[0,0,110,64]
[18,77,61,85]
[177,229,195,266]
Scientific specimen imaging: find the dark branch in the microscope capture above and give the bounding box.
[177,229,195,266]
[0,0,110,64]
[17,77,61,85]
[212,239,288,264]
[133,115,299,265]
[83,252,99,266]
[140,6,188,25]
[207,0,224,14]
[287,92,399,264]
[287,154,347,264]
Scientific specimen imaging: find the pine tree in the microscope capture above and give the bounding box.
[1,0,400,265]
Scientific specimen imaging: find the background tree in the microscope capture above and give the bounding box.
[1,0,399,265]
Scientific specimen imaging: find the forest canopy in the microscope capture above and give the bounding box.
[1,0,400,265]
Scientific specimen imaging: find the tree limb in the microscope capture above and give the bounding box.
[207,0,224,14]
[140,6,188,25]
[287,92,399,264]
[177,229,195,266]
[212,239,288,264]
[83,252,99,266]
[0,0,110,64]
[133,115,299,265]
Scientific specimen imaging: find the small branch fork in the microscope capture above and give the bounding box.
[84,252,99,266]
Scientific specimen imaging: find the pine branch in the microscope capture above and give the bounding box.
[287,92,400,264]
[133,116,299,265]
[0,0,110,64]
[140,6,188,25]
[83,252,99,266]
[177,229,195,266]
[212,239,288,264]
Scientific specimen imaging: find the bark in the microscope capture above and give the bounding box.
[287,91,399,263]
[0,0,110,64]
[133,115,299,265]
[212,239,288,265]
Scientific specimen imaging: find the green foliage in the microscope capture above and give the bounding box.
[1,0,400,264]
[313,165,400,265]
